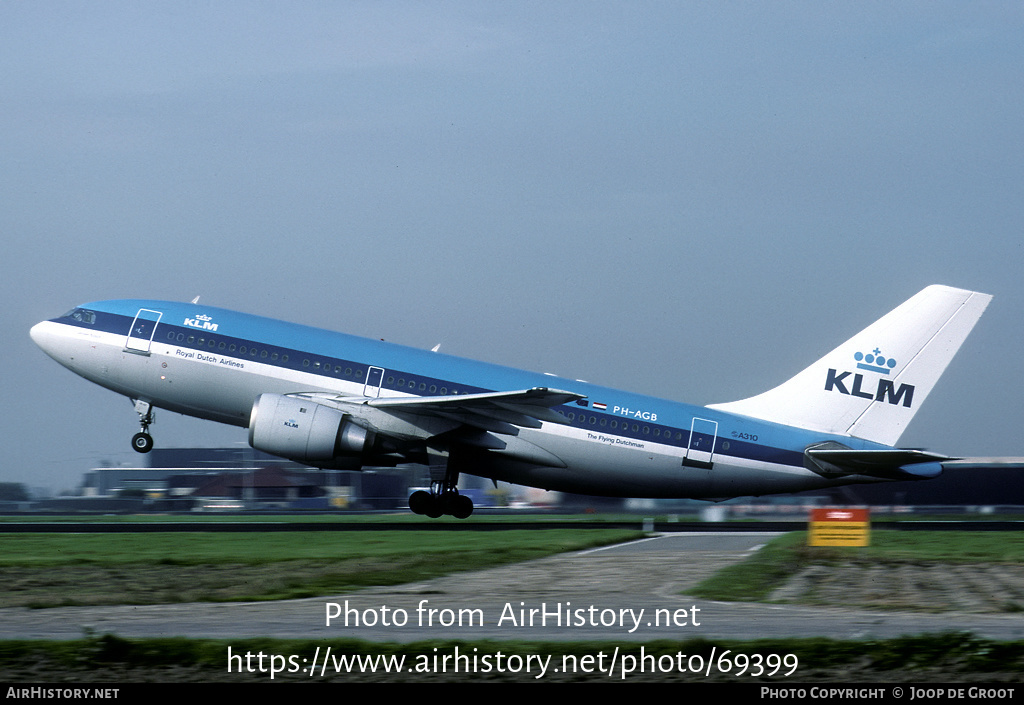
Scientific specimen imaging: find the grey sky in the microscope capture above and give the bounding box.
[4,3,1022,493]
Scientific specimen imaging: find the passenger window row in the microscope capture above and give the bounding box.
[562,410,684,442]
[166,330,466,396]
[167,331,288,361]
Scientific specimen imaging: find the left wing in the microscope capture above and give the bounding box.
[367,387,583,434]
[285,387,585,468]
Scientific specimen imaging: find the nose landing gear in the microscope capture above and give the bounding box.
[131,399,155,454]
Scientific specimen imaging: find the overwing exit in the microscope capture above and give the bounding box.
[30,285,1021,518]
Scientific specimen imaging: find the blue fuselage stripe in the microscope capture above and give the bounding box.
[54,301,873,470]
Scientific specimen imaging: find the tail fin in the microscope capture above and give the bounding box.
[707,285,992,446]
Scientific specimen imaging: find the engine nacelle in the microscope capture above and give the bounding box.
[248,393,375,464]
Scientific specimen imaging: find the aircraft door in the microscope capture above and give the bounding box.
[684,417,718,469]
[125,308,163,355]
[363,366,385,398]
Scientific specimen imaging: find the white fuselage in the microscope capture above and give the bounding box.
[31,299,897,500]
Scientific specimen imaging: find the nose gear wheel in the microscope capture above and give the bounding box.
[131,399,155,454]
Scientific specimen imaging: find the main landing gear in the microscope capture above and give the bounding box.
[131,399,155,454]
[409,487,474,519]
[408,448,474,519]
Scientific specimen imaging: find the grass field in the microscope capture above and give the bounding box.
[3,528,1023,681]
[689,531,1024,603]
[5,527,1021,607]
[0,529,643,607]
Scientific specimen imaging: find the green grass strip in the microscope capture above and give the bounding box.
[0,529,642,607]
[689,531,1024,603]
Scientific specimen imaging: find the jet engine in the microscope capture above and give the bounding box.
[248,393,376,465]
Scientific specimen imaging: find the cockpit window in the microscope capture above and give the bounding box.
[64,308,96,324]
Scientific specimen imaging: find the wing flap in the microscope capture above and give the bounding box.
[363,387,582,468]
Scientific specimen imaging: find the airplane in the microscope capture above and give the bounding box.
[30,284,1019,518]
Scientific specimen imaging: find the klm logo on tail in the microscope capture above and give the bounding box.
[825,349,915,407]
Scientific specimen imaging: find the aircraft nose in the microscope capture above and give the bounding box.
[30,321,45,346]
[30,320,57,356]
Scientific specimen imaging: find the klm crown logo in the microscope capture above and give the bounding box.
[184,313,219,332]
[854,348,897,375]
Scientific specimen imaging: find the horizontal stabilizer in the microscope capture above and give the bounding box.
[805,446,950,480]
[806,446,1024,481]
[941,457,1024,470]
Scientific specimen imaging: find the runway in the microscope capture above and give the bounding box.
[3,532,1023,643]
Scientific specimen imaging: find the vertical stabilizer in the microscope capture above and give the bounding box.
[707,285,992,446]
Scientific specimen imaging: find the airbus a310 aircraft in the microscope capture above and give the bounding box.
[31,285,1017,518]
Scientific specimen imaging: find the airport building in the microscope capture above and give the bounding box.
[72,447,413,511]
[62,447,501,512]
[26,446,1024,515]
